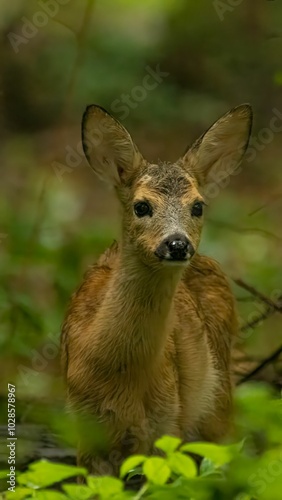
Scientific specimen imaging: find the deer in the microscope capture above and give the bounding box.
[61,103,253,476]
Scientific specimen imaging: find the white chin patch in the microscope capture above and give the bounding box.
[163,259,189,267]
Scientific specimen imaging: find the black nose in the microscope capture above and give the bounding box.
[155,233,194,261]
[166,234,189,260]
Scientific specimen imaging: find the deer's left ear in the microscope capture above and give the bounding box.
[182,104,253,186]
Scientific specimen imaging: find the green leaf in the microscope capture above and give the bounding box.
[18,460,87,488]
[0,470,9,479]
[34,491,68,500]
[120,454,147,478]
[168,452,197,478]
[143,457,171,485]
[254,447,282,500]
[181,476,222,499]
[87,476,124,498]
[125,466,143,481]
[180,442,236,466]
[199,457,216,476]
[62,484,93,500]
[148,476,215,500]
[6,488,34,500]
[155,435,182,455]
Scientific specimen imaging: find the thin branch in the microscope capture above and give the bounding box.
[63,0,96,122]
[52,20,78,36]
[208,218,282,241]
[234,279,282,312]
[240,307,277,332]
[248,192,282,216]
[27,178,50,255]
[236,296,258,303]
[233,279,282,333]
[237,345,282,385]
[233,281,282,385]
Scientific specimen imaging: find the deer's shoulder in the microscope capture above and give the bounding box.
[72,239,118,304]
[61,241,118,343]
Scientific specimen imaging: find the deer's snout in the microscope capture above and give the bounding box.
[155,233,195,262]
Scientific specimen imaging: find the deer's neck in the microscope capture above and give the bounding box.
[94,249,183,371]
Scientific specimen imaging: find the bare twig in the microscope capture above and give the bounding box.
[234,279,282,312]
[240,307,277,332]
[63,0,96,122]
[208,218,282,241]
[248,192,282,216]
[236,296,259,303]
[52,20,77,35]
[233,279,282,332]
[232,280,282,384]
[27,178,50,255]
[237,345,282,385]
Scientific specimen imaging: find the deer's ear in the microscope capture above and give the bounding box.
[182,104,253,186]
[82,105,142,186]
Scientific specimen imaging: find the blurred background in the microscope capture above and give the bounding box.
[0,0,281,473]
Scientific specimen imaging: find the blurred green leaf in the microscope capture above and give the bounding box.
[5,488,34,500]
[87,476,124,498]
[155,436,182,455]
[143,457,171,485]
[120,454,147,478]
[32,492,67,500]
[167,452,197,478]
[180,442,237,467]
[62,484,93,500]
[199,458,217,477]
[18,460,86,488]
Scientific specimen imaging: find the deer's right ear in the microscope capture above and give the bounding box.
[82,105,142,186]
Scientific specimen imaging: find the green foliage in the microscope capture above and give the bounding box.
[180,442,239,467]
[154,435,181,454]
[17,461,87,489]
[87,476,125,499]
[143,457,171,485]
[120,455,147,479]
[2,385,282,499]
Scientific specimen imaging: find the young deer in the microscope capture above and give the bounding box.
[61,104,252,476]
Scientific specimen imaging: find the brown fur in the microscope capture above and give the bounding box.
[61,104,252,475]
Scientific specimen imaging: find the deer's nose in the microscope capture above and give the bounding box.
[166,234,190,260]
[155,233,194,261]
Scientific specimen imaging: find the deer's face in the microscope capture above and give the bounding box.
[82,104,252,269]
[123,163,205,267]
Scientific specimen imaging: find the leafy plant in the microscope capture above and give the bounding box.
[1,384,282,500]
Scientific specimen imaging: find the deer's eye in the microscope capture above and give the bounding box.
[191,201,204,217]
[134,201,152,217]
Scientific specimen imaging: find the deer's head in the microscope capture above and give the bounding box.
[82,104,252,268]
